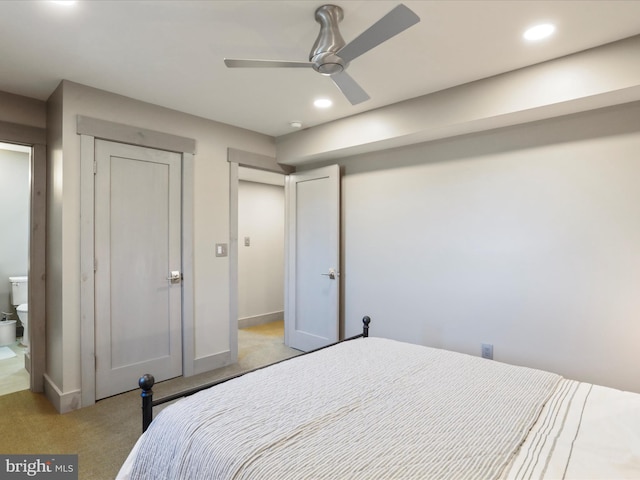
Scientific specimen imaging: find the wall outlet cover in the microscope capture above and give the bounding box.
[481,343,493,360]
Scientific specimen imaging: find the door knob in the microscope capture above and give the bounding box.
[320,268,339,280]
[167,271,181,283]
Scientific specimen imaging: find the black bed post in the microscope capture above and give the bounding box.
[139,374,155,433]
[362,316,371,337]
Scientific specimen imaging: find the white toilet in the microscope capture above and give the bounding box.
[10,276,28,348]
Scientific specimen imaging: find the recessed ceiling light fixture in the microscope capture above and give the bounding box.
[289,121,303,129]
[523,23,556,41]
[51,0,77,4]
[314,98,332,109]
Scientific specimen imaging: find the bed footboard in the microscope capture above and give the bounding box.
[139,316,371,433]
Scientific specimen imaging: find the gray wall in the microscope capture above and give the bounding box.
[46,80,275,401]
[338,101,640,393]
[0,90,46,128]
[0,148,30,315]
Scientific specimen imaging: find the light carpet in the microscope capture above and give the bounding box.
[0,321,298,480]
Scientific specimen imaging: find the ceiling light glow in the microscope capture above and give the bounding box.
[50,0,76,5]
[523,23,555,41]
[314,98,332,109]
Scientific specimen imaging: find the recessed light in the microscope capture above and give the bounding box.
[289,121,303,129]
[50,0,77,5]
[523,23,555,42]
[314,98,332,109]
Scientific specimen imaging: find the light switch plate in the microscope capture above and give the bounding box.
[215,243,228,257]
[244,237,250,247]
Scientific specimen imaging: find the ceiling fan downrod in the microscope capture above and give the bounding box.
[310,5,347,76]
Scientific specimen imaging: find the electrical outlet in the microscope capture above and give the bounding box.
[481,343,493,360]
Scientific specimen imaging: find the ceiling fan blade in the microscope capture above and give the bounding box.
[224,58,313,68]
[331,71,370,105]
[336,4,420,63]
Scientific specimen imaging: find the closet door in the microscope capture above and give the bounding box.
[94,140,182,399]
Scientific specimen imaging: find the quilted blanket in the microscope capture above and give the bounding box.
[124,337,561,479]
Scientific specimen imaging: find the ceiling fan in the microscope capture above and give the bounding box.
[224,3,420,105]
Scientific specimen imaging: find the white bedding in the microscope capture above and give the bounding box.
[118,338,640,479]
[503,380,640,479]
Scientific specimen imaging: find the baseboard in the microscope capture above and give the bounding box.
[191,350,233,376]
[43,373,82,414]
[24,352,30,373]
[238,311,284,329]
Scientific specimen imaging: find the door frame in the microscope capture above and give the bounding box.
[78,116,195,407]
[228,148,293,361]
[0,120,46,393]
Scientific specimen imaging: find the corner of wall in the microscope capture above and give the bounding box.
[43,373,81,414]
[44,82,65,391]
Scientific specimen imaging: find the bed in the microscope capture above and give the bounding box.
[117,317,640,479]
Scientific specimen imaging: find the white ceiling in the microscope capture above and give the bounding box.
[2,0,640,137]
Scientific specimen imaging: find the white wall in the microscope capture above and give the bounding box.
[238,180,284,324]
[338,101,640,394]
[46,81,275,405]
[0,148,30,314]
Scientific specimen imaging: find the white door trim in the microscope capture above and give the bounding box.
[78,116,195,407]
[229,162,240,364]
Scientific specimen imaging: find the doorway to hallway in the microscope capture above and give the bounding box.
[237,171,286,352]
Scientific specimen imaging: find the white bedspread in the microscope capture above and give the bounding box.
[121,337,562,479]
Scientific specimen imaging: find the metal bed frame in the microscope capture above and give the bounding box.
[138,316,371,433]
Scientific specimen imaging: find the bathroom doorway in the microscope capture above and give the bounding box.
[0,120,46,396]
[0,142,31,395]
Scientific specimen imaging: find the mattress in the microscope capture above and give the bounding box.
[118,337,640,479]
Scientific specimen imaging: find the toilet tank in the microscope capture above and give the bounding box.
[9,276,28,306]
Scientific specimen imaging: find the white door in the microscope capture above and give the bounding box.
[285,164,340,351]
[94,140,182,399]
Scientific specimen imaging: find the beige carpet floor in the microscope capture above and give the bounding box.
[0,321,299,479]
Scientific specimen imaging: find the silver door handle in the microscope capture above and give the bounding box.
[167,271,181,283]
[320,268,339,280]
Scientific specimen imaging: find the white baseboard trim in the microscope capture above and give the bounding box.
[43,373,82,413]
[191,350,233,376]
[238,311,284,329]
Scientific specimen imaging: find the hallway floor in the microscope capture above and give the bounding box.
[238,320,299,366]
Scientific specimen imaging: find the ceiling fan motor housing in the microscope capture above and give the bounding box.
[310,5,347,75]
